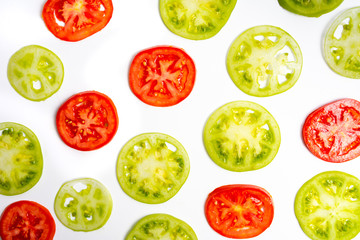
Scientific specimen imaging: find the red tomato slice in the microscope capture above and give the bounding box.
[205,184,274,239]
[303,98,360,163]
[42,0,113,41]
[129,46,196,107]
[0,201,56,240]
[56,91,118,151]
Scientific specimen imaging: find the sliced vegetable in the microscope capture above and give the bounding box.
[7,45,64,101]
[303,98,360,162]
[0,200,56,240]
[54,178,112,231]
[0,122,43,196]
[129,46,196,107]
[159,0,237,40]
[56,91,118,151]
[295,171,360,240]
[205,184,274,238]
[126,214,198,240]
[227,25,302,97]
[324,7,360,79]
[117,133,190,204]
[203,101,281,172]
[42,0,113,41]
[278,0,344,17]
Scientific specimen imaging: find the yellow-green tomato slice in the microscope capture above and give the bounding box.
[295,171,360,240]
[227,25,303,97]
[203,101,281,172]
[117,133,190,204]
[159,0,237,40]
[7,45,64,101]
[126,213,198,240]
[324,7,360,79]
[54,178,113,232]
[0,122,43,196]
[278,0,344,17]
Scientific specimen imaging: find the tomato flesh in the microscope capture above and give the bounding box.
[303,98,360,162]
[129,46,196,107]
[203,101,281,172]
[56,91,118,151]
[278,0,344,17]
[117,133,190,204]
[324,7,360,79]
[227,25,303,97]
[42,0,113,41]
[54,178,113,231]
[205,184,274,238]
[295,171,360,240]
[126,214,198,240]
[0,201,55,240]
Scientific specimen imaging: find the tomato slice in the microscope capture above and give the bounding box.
[303,98,360,163]
[203,101,281,172]
[227,25,303,97]
[159,0,237,40]
[278,0,344,17]
[324,7,360,79]
[56,91,118,151]
[205,184,274,239]
[116,133,190,204]
[129,46,196,107]
[7,45,64,101]
[0,122,43,196]
[0,200,55,240]
[54,178,112,231]
[126,214,198,240]
[42,0,113,41]
[295,171,360,240]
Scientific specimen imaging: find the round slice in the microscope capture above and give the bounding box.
[54,178,112,232]
[0,122,43,196]
[0,200,56,240]
[117,133,190,204]
[56,91,118,151]
[278,0,344,17]
[203,101,281,172]
[42,0,113,41]
[303,98,360,163]
[295,171,360,240]
[126,214,198,240]
[324,7,360,79]
[205,184,274,239]
[129,46,196,107]
[159,0,237,40]
[8,45,64,101]
[227,25,303,97]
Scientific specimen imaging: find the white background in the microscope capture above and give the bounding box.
[1,0,360,239]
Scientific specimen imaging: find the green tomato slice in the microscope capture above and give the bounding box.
[203,101,281,172]
[0,122,43,196]
[324,7,360,79]
[54,178,113,232]
[278,0,344,17]
[227,25,303,97]
[295,171,360,240]
[7,45,64,101]
[159,0,237,40]
[126,213,198,240]
[117,133,190,204]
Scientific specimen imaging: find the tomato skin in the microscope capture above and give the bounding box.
[0,201,56,240]
[303,98,360,163]
[56,91,118,151]
[205,184,274,239]
[42,0,113,41]
[129,46,196,107]
[278,0,344,17]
